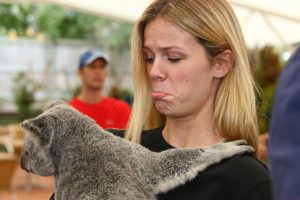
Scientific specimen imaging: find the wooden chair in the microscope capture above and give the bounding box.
[0,126,9,137]
[8,124,24,158]
[8,124,24,140]
[0,153,18,200]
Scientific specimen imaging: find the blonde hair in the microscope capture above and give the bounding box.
[125,0,259,156]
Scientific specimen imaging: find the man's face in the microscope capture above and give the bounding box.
[78,58,108,91]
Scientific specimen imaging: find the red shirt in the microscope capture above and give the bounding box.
[69,97,131,129]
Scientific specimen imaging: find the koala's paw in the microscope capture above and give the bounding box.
[207,139,254,157]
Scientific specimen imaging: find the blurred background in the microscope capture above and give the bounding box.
[0,0,299,199]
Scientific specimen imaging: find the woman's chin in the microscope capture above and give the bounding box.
[155,102,173,116]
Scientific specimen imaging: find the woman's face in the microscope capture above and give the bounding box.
[143,18,220,119]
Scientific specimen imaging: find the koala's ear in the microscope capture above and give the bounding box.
[21,119,39,134]
[21,117,50,145]
[44,100,68,111]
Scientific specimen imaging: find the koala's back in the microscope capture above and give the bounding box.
[57,181,156,200]
[55,130,157,200]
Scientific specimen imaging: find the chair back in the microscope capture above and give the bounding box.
[0,153,17,191]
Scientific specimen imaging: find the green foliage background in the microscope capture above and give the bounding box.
[13,72,40,122]
[252,46,283,133]
[0,3,133,49]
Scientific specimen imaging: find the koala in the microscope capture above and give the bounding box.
[20,101,253,200]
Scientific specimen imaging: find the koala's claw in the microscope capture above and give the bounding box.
[231,139,247,145]
[206,139,254,157]
[226,139,254,153]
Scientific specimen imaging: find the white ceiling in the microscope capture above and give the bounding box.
[229,0,300,48]
[3,0,300,48]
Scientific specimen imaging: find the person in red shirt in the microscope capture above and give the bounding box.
[69,49,131,129]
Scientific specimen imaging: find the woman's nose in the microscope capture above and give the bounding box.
[148,59,166,81]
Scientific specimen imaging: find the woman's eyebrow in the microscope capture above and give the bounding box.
[143,46,185,52]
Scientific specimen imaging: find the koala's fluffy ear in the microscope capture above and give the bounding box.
[21,119,39,134]
[43,100,68,111]
[21,117,50,145]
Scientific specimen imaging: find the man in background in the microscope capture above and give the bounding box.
[69,49,131,129]
[269,47,300,200]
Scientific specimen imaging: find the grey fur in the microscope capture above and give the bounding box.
[20,101,253,200]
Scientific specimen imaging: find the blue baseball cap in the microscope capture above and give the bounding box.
[79,49,110,68]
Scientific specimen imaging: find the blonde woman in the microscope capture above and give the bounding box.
[49,0,272,199]
[123,0,272,199]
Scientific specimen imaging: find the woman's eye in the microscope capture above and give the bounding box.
[145,57,154,63]
[168,57,182,63]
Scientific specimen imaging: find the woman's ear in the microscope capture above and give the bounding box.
[212,50,234,78]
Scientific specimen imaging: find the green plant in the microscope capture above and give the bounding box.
[0,3,33,36]
[120,89,134,106]
[0,3,133,49]
[13,71,39,122]
[253,46,283,133]
[108,86,133,106]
